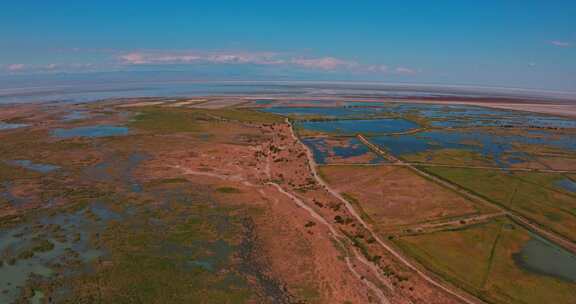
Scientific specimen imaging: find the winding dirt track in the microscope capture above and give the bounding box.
[287,119,485,304]
[175,165,392,303]
[268,182,391,304]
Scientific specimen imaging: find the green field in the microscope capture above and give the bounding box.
[394,217,576,304]
[130,107,283,134]
[421,167,576,242]
[402,149,494,166]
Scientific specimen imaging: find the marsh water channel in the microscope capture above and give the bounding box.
[261,103,576,168]
[0,203,119,303]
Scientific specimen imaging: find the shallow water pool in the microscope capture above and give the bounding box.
[513,233,576,282]
[555,178,576,193]
[7,160,60,173]
[51,125,129,138]
[0,122,29,130]
[297,119,418,135]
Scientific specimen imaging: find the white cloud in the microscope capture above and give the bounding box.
[7,64,25,71]
[366,65,389,73]
[1,49,420,77]
[119,51,281,66]
[394,67,417,75]
[120,53,149,64]
[290,57,357,70]
[550,40,572,47]
[116,51,419,76]
[1,63,99,74]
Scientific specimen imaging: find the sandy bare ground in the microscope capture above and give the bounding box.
[163,99,207,107]
[117,101,166,107]
[188,99,247,109]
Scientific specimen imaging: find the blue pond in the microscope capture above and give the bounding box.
[370,130,576,168]
[7,160,60,173]
[262,103,576,129]
[513,233,576,283]
[385,103,576,129]
[254,99,274,105]
[555,178,576,193]
[302,137,386,164]
[52,125,129,138]
[297,119,418,135]
[0,122,28,130]
[62,111,89,121]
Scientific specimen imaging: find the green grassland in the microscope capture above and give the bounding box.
[395,218,503,291]
[60,200,257,303]
[130,107,283,134]
[394,217,576,304]
[402,149,494,166]
[421,167,576,242]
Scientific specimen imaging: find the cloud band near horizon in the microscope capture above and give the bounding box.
[116,51,417,75]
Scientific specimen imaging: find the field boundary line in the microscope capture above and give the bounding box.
[481,222,504,289]
[358,135,576,254]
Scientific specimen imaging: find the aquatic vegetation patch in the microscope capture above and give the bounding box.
[296,118,418,135]
[57,199,260,303]
[302,137,385,164]
[0,203,119,303]
[372,129,576,168]
[51,125,129,138]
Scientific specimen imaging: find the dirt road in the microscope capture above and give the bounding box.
[287,119,485,304]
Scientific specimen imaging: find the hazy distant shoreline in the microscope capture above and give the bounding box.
[0,80,574,118]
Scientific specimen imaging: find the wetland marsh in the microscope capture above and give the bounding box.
[1,97,575,304]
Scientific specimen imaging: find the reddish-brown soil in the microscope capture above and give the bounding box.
[318,165,482,229]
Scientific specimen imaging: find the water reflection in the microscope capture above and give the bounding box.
[51,125,129,138]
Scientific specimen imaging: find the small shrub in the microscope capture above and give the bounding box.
[215,187,241,194]
[304,221,316,228]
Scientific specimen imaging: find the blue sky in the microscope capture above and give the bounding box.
[1,1,575,90]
